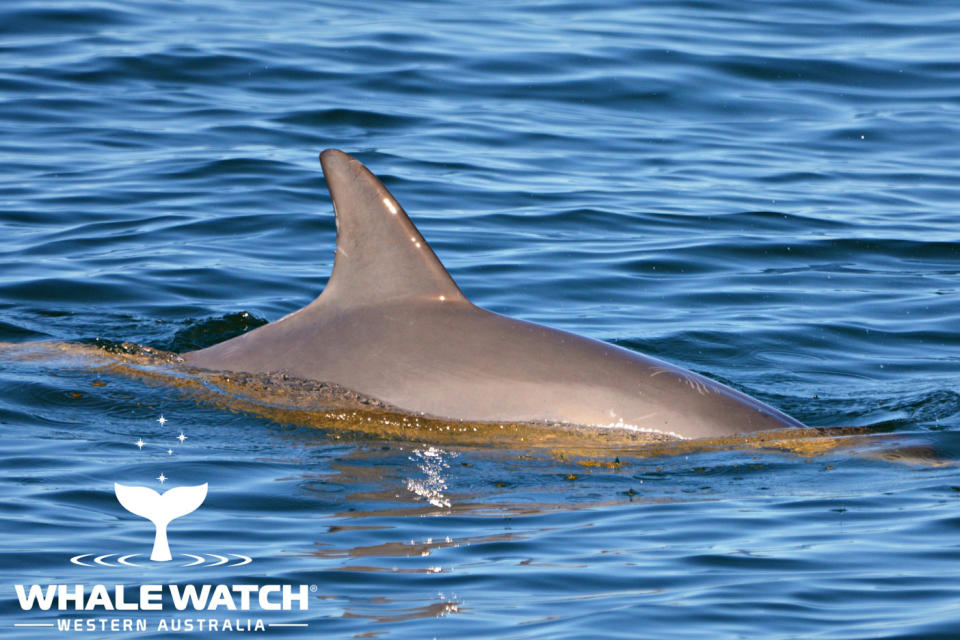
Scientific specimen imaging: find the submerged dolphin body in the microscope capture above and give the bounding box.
[185,150,803,440]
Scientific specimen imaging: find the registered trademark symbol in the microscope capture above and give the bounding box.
[310,584,318,592]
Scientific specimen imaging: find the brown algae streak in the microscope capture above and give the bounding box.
[1,339,873,458]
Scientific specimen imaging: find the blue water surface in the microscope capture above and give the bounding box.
[2,1,960,638]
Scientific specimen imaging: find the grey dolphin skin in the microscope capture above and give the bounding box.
[185,150,804,440]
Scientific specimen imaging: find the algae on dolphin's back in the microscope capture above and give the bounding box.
[1,338,884,462]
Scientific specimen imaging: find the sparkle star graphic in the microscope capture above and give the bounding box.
[135,438,144,450]
[168,449,173,455]
[177,432,187,443]
[157,415,167,427]
[157,473,167,484]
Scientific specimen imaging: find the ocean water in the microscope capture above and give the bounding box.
[2,1,960,638]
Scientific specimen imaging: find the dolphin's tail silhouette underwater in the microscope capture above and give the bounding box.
[114,483,208,561]
[184,149,805,440]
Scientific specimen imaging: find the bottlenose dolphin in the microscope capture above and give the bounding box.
[184,150,803,440]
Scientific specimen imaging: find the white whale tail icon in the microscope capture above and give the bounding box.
[114,483,208,561]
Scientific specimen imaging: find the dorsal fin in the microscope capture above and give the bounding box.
[317,149,466,307]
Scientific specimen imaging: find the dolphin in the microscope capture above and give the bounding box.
[184,149,804,440]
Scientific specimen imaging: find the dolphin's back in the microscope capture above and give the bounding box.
[185,150,804,439]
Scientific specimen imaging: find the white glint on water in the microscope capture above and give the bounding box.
[406,446,455,508]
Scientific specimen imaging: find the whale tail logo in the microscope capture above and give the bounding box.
[114,483,208,561]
